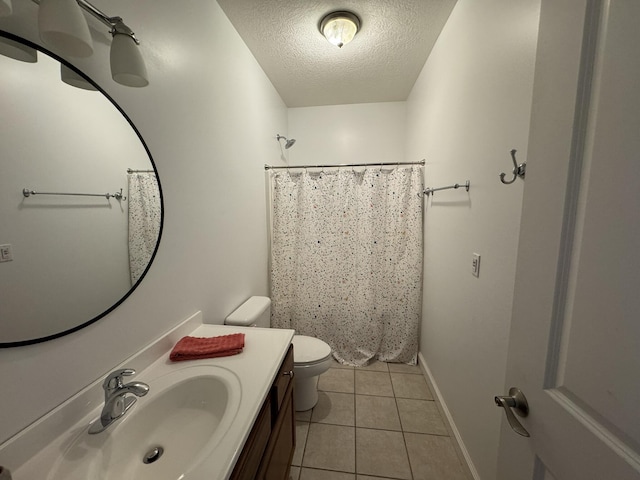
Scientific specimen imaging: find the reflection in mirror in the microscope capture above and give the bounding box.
[0,32,162,347]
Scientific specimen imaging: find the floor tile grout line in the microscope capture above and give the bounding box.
[401,430,415,480]
[392,368,415,480]
[301,416,454,438]
[298,417,311,470]
[353,389,358,478]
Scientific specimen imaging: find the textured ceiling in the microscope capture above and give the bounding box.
[216,0,458,107]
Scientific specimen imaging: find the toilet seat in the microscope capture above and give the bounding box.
[292,335,332,366]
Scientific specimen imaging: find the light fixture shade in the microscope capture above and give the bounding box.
[0,0,12,17]
[110,33,148,87]
[38,0,93,58]
[320,11,360,48]
[60,64,97,90]
[0,36,37,62]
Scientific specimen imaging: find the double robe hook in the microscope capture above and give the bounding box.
[500,149,526,185]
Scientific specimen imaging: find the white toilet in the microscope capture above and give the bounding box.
[225,296,332,411]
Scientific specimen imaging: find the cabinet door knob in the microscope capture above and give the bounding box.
[283,370,294,377]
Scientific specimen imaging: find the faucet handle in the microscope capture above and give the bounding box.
[103,368,136,392]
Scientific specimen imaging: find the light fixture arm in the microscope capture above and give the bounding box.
[76,0,140,44]
[31,0,140,44]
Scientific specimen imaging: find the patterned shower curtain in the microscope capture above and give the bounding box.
[270,166,423,366]
[128,172,161,285]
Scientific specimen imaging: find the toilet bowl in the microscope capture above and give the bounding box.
[291,334,333,411]
[224,296,332,411]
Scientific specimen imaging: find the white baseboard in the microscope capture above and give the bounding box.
[418,352,481,480]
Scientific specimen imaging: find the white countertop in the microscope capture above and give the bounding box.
[0,313,294,480]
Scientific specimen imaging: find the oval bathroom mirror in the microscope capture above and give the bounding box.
[0,31,163,347]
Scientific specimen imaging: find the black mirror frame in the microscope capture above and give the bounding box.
[0,30,164,348]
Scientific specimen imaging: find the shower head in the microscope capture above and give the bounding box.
[276,134,296,149]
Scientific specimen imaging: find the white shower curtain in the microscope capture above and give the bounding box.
[128,172,161,285]
[270,166,423,366]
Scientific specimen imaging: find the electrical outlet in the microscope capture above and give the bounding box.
[471,253,480,277]
[0,244,13,262]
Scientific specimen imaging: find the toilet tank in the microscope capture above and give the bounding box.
[225,296,271,328]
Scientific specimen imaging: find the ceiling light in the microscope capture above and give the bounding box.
[320,11,360,48]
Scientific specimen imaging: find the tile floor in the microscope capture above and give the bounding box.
[289,359,472,480]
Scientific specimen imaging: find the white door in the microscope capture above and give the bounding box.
[496,1,640,479]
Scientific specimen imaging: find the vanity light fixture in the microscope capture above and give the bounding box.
[60,63,97,90]
[0,35,38,62]
[0,0,13,16]
[38,0,93,57]
[320,11,360,48]
[34,0,148,86]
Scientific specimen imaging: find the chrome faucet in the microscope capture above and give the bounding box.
[88,368,149,434]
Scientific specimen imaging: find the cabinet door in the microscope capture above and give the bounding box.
[272,344,294,418]
[262,384,295,480]
[229,396,272,480]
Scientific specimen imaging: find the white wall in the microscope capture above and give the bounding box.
[0,0,287,445]
[406,0,540,478]
[287,102,406,166]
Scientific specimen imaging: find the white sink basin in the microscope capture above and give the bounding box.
[49,365,241,480]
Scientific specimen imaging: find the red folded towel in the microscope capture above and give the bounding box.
[169,333,245,362]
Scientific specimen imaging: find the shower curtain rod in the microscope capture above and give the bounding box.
[127,168,154,173]
[265,160,425,170]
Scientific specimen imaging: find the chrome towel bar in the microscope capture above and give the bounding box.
[422,180,470,197]
[22,188,126,200]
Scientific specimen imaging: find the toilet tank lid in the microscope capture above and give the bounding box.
[225,296,271,326]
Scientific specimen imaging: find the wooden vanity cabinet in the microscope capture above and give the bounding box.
[230,345,295,480]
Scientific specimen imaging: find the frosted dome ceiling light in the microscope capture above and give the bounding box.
[320,11,360,48]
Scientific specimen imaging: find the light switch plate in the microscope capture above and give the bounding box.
[472,253,480,277]
[0,244,13,262]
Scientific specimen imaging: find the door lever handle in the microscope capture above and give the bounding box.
[495,387,530,437]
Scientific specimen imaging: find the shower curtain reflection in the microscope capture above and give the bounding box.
[128,172,160,285]
[270,166,423,366]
